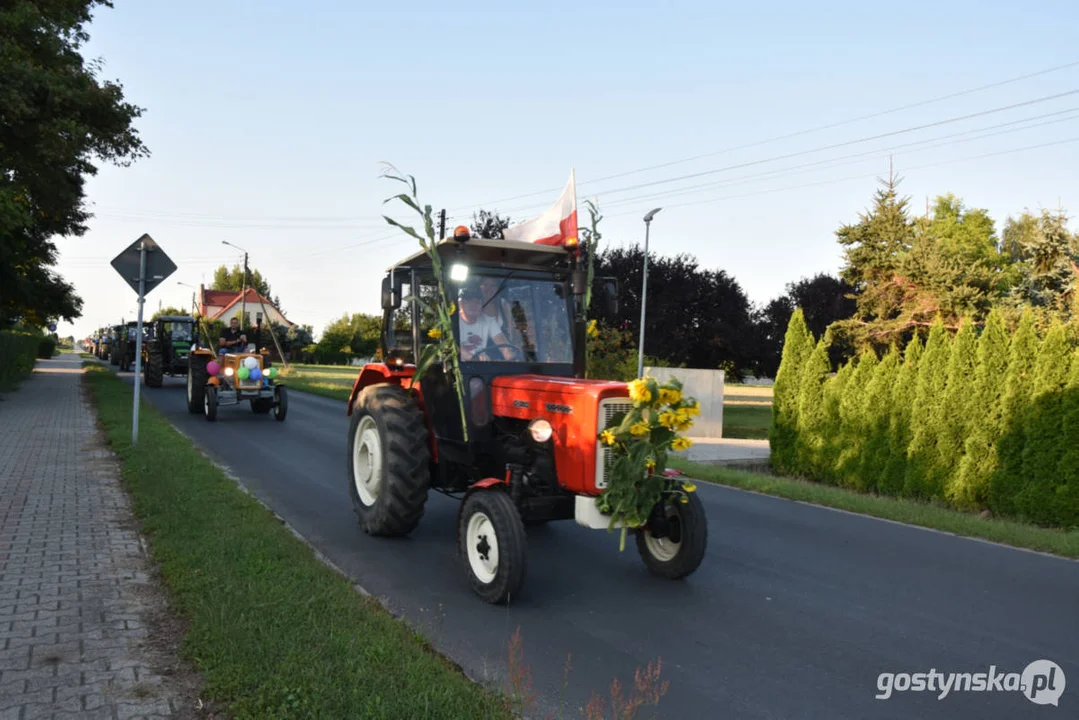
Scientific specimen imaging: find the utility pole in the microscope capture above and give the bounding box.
[438,209,446,240]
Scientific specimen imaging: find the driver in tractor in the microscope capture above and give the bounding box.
[457,283,515,361]
[218,317,248,355]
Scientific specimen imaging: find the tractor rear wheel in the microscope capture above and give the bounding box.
[347,384,429,537]
[273,386,287,421]
[187,355,208,413]
[635,491,707,580]
[457,488,528,604]
[145,351,163,388]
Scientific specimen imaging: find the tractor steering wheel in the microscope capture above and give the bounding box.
[473,343,525,362]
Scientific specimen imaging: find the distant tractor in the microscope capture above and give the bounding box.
[111,321,140,372]
[186,321,287,422]
[141,315,197,388]
[107,325,123,366]
[345,229,708,604]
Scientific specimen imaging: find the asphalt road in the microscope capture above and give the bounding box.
[121,371,1078,719]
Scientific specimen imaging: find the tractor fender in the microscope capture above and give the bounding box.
[346,363,416,415]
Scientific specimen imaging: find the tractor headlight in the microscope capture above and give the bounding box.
[225,367,234,377]
[528,418,553,443]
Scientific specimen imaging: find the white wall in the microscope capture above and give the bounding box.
[643,366,725,438]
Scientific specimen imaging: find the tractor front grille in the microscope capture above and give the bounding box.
[595,397,633,489]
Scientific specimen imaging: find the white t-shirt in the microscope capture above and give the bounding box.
[459,313,504,358]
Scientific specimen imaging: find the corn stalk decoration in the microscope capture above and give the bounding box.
[579,199,603,360]
[379,164,469,441]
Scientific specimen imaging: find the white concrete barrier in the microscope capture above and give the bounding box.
[643,366,725,438]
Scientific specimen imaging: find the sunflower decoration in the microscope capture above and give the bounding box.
[595,375,701,550]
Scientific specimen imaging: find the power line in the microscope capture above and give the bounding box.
[597,109,1079,209]
[602,136,1079,218]
[490,89,1079,218]
[452,60,1079,210]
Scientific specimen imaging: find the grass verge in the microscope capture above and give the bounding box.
[670,458,1079,559]
[83,364,510,719]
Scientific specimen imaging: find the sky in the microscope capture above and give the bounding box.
[54,0,1079,342]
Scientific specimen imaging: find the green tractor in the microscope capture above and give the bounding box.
[141,315,198,388]
[111,321,141,372]
[107,325,123,365]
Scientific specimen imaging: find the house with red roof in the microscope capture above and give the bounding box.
[197,285,294,328]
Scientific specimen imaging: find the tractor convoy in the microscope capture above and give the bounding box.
[88,225,706,605]
[344,228,708,604]
[91,314,288,422]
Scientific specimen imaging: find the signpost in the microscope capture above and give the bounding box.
[111,234,176,444]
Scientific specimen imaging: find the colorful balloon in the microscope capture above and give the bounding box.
[265,367,277,378]
[238,366,250,380]
[206,361,219,376]
[249,367,262,381]
[243,356,259,370]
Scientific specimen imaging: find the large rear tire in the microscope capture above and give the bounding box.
[457,488,528,604]
[145,351,164,388]
[203,386,218,422]
[187,355,208,413]
[347,384,430,537]
[273,385,287,422]
[635,490,708,580]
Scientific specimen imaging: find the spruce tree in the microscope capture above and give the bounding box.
[794,336,832,479]
[903,317,951,500]
[770,308,815,474]
[879,335,923,495]
[950,309,1010,508]
[937,319,979,498]
[835,349,879,487]
[989,311,1039,516]
[1014,320,1072,524]
[855,345,901,492]
[1053,351,1079,527]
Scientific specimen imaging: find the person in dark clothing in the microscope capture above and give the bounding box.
[219,317,247,353]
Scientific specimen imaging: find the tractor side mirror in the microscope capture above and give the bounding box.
[599,276,619,316]
[382,275,402,310]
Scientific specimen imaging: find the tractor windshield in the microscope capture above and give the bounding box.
[451,273,572,363]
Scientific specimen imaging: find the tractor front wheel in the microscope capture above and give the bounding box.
[458,489,527,604]
[203,386,218,422]
[347,384,429,536]
[273,386,287,421]
[635,490,707,580]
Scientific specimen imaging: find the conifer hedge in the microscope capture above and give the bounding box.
[769,308,1079,529]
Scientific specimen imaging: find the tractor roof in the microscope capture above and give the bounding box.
[387,237,573,273]
[156,315,195,322]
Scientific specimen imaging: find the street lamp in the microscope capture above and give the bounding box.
[637,207,662,379]
[177,281,197,315]
[221,240,250,325]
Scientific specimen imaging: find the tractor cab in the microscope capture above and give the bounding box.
[374,234,620,482]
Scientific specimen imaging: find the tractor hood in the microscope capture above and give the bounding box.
[490,375,628,419]
[489,375,632,495]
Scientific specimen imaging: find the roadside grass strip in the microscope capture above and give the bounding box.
[83,364,510,719]
[671,458,1079,559]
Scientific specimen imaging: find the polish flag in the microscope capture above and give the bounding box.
[502,170,578,246]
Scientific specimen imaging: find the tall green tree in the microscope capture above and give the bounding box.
[902,317,950,499]
[937,319,979,493]
[989,311,1039,515]
[1053,351,1079,527]
[879,334,923,495]
[1014,320,1072,523]
[835,349,879,487]
[950,309,1010,508]
[769,309,814,474]
[1,0,148,327]
[856,344,901,492]
[794,334,831,477]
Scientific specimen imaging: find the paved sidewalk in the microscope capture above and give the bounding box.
[0,357,198,719]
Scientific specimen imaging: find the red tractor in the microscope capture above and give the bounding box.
[345,230,707,603]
